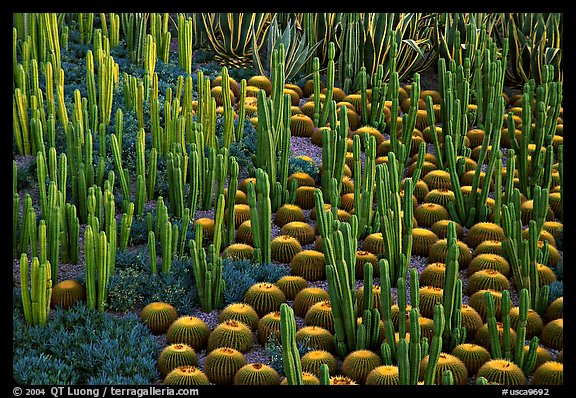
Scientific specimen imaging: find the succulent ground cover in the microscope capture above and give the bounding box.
[12,13,563,387]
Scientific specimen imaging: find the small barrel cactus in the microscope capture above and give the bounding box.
[158,344,199,378]
[140,302,179,335]
[50,279,86,309]
[162,366,210,385]
[341,349,382,385]
[541,318,563,350]
[233,363,281,385]
[256,311,282,346]
[451,343,491,376]
[295,326,335,353]
[304,300,335,333]
[204,347,248,385]
[532,361,563,385]
[419,353,468,385]
[476,359,526,385]
[243,282,286,317]
[270,235,303,264]
[464,222,506,249]
[301,350,338,377]
[207,320,254,353]
[290,250,326,282]
[166,316,211,351]
[293,287,330,317]
[365,365,400,385]
[275,275,309,301]
[218,302,260,331]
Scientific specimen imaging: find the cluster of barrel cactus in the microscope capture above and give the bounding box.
[13,12,562,386]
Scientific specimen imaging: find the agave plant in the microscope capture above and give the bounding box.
[252,15,323,82]
[301,13,343,73]
[495,13,562,86]
[339,13,436,89]
[432,13,500,72]
[202,13,272,69]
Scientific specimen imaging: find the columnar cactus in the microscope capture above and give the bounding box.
[508,76,561,200]
[390,72,420,171]
[20,253,52,326]
[314,189,360,357]
[280,303,303,385]
[423,303,446,385]
[247,168,272,264]
[442,221,466,351]
[189,223,224,313]
[502,186,551,313]
[352,134,377,238]
[84,224,112,312]
[375,155,414,285]
[320,106,348,203]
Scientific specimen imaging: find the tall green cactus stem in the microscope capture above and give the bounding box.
[408,308,423,385]
[357,263,380,351]
[502,186,550,313]
[167,150,186,219]
[501,290,513,360]
[397,277,408,341]
[110,133,130,212]
[442,221,466,351]
[160,219,173,273]
[319,198,359,357]
[235,79,247,142]
[397,338,410,385]
[119,202,134,252]
[84,225,111,312]
[396,307,423,385]
[59,203,79,265]
[36,151,48,221]
[47,201,60,280]
[319,42,335,127]
[13,192,20,260]
[379,259,397,362]
[423,303,446,385]
[254,61,291,211]
[213,148,229,215]
[352,134,376,238]
[366,64,389,130]
[390,72,420,171]
[508,75,561,200]
[20,254,52,326]
[247,169,272,264]
[484,290,502,359]
[226,157,239,246]
[96,50,116,127]
[144,34,156,90]
[338,13,361,93]
[176,208,191,256]
[312,57,321,126]
[148,231,157,274]
[212,193,225,256]
[189,224,224,312]
[220,67,235,150]
[177,14,193,75]
[120,12,148,67]
[320,107,348,201]
[375,156,414,284]
[19,194,36,258]
[187,145,199,215]
[280,303,304,385]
